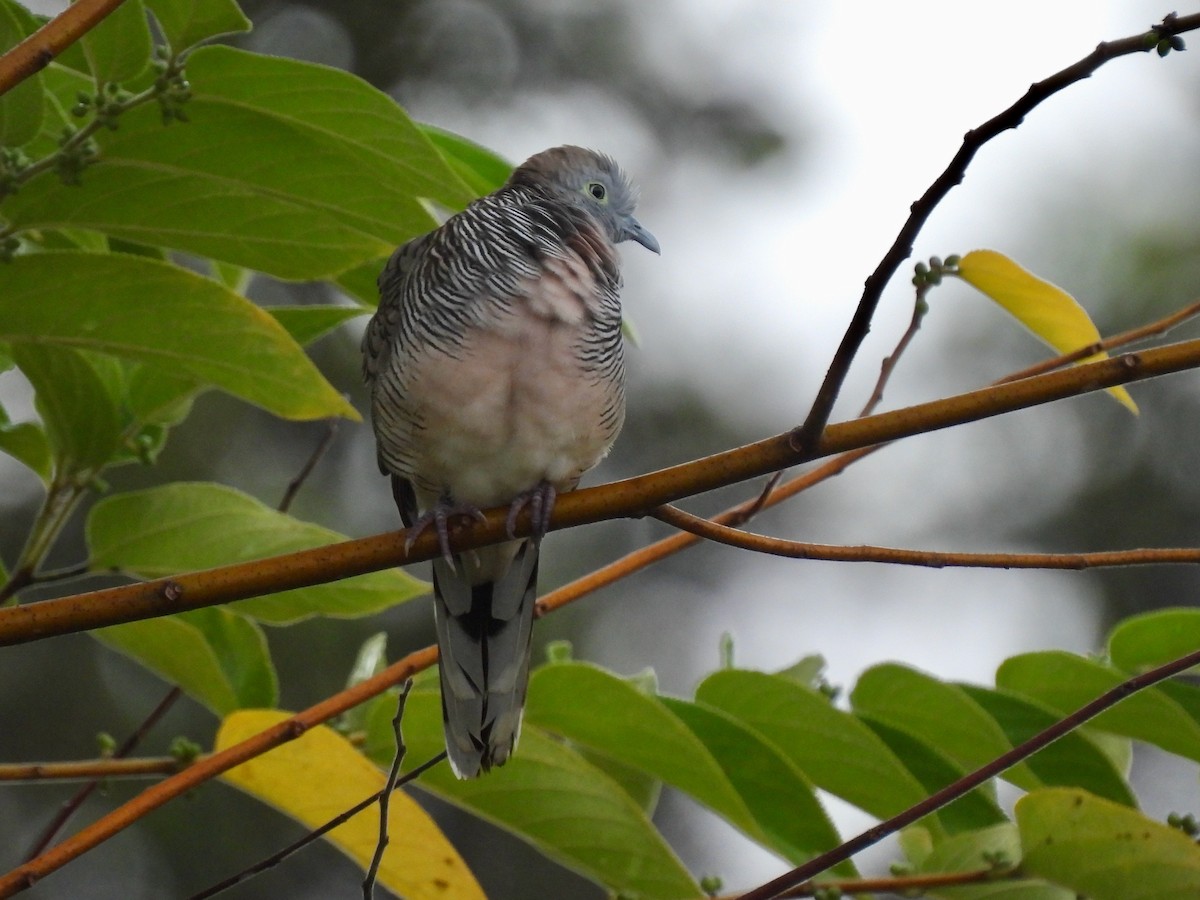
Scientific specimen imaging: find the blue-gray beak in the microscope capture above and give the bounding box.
[623,216,660,255]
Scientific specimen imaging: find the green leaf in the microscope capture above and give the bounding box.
[144,0,251,53]
[13,344,124,474]
[269,305,366,346]
[526,663,767,841]
[0,252,357,421]
[695,669,938,829]
[912,823,1074,900]
[955,249,1136,413]
[852,663,1035,789]
[80,0,152,85]
[525,661,848,870]
[96,606,276,714]
[420,125,511,196]
[395,687,701,900]
[335,255,387,307]
[1018,788,1200,899]
[1109,608,1200,674]
[997,651,1200,763]
[660,696,852,873]
[86,483,427,623]
[5,47,476,279]
[0,0,46,146]
[124,362,199,428]
[0,406,51,483]
[958,685,1136,807]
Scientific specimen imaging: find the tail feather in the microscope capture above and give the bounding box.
[433,541,539,778]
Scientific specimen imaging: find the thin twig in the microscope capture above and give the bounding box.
[736,641,1200,900]
[716,866,999,899]
[278,419,340,514]
[744,275,931,519]
[188,749,446,900]
[653,504,1200,570]
[362,682,411,900]
[997,296,1200,384]
[24,687,182,860]
[0,756,191,782]
[792,11,1200,453]
[858,291,930,418]
[0,0,129,97]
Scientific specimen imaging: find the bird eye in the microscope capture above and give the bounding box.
[585,181,607,202]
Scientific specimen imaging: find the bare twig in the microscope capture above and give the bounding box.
[188,749,446,900]
[997,296,1200,384]
[792,11,1200,453]
[24,687,182,860]
[0,756,192,783]
[362,682,411,900]
[652,503,1200,570]
[278,419,340,514]
[736,641,1200,900]
[0,0,130,97]
[716,866,999,899]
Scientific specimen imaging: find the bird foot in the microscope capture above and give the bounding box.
[505,481,557,544]
[404,501,487,566]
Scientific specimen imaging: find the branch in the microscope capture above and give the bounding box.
[4,338,1200,647]
[716,866,1000,899]
[653,504,1200,570]
[0,0,130,97]
[362,682,410,900]
[792,11,1200,451]
[0,756,187,782]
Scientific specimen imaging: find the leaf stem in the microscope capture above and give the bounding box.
[0,478,88,606]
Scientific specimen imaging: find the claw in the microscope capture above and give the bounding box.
[405,500,487,565]
[505,481,557,544]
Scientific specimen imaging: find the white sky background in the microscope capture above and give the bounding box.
[6,0,1200,889]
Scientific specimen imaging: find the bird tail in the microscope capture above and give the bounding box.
[432,541,539,779]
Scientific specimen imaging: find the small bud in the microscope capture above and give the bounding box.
[944,253,961,268]
[1157,38,1173,57]
[929,255,943,270]
[97,732,117,757]
[169,736,202,765]
[699,875,723,897]
[1143,31,1160,49]
[914,261,929,276]
[1170,35,1186,52]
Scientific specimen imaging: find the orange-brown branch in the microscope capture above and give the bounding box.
[653,504,1200,569]
[4,339,1199,648]
[0,0,129,96]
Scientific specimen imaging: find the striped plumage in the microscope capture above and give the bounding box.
[363,146,658,777]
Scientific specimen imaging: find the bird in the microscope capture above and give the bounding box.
[362,145,659,778]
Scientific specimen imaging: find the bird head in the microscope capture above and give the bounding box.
[508,146,660,255]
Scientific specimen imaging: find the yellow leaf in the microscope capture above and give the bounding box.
[956,249,1137,414]
[217,709,483,900]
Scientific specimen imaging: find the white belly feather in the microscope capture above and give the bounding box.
[404,291,621,511]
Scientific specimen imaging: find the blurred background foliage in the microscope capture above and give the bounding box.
[2,0,1199,896]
